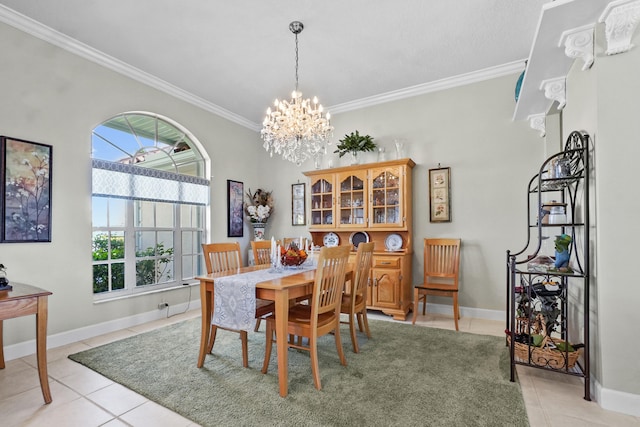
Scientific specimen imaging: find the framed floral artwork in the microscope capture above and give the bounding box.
[291,183,306,226]
[227,180,244,237]
[1,136,53,242]
[429,166,450,223]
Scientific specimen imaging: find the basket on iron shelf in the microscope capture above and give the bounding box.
[507,314,583,370]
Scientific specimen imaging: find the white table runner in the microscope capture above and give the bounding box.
[212,265,315,331]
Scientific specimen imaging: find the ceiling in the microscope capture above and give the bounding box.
[0,0,548,130]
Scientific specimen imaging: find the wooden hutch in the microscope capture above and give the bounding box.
[303,158,415,320]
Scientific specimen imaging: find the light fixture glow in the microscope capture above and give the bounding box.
[261,21,333,166]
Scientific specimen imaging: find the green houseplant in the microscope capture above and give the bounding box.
[334,131,376,164]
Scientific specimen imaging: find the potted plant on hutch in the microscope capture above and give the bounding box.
[334,130,376,165]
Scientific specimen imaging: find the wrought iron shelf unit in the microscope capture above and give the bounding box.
[506,130,591,401]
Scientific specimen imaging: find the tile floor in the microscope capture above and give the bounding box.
[1,309,638,427]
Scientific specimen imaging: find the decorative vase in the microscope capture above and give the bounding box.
[349,151,359,165]
[252,222,266,241]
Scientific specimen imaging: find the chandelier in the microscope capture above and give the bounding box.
[261,21,333,166]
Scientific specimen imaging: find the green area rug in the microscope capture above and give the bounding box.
[69,318,528,426]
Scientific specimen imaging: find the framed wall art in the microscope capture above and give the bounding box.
[291,182,306,226]
[227,179,244,237]
[429,166,451,223]
[1,136,53,242]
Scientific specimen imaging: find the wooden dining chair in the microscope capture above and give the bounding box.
[201,242,274,367]
[283,237,307,249]
[412,238,462,330]
[249,240,274,332]
[251,240,272,266]
[340,241,374,353]
[261,245,350,390]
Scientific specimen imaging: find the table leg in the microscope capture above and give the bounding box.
[36,296,52,404]
[197,282,211,368]
[0,319,5,369]
[275,288,289,397]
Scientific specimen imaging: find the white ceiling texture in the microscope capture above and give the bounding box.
[0,0,548,130]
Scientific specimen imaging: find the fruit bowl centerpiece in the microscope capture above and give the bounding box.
[281,242,308,267]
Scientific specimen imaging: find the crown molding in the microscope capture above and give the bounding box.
[328,61,524,115]
[0,5,261,132]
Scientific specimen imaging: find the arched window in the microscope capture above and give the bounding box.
[91,112,209,298]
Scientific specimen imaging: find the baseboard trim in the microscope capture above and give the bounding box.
[426,302,506,322]
[595,378,640,417]
[3,300,201,362]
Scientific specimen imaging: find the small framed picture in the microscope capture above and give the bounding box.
[1,136,53,242]
[227,180,244,237]
[291,183,306,226]
[429,167,451,223]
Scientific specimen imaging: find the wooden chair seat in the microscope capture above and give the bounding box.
[340,294,365,311]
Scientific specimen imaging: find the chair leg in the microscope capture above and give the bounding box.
[349,313,359,353]
[360,309,372,339]
[334,325,347,367]
[240,330,249,368]
[207,324,218,353]
[422,294,427,315]
[254,318,261,332]
[356,313,364,332]
[310,337,321,390]
[261,320,273,374]
[453,293,459,331]
[412,288,420,325]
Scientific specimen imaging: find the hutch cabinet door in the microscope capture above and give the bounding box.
[369,165,404,228]
[309,174,335,228]
[371,268,401,309]
[336,170,368,228]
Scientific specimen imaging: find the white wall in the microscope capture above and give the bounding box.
[326,75,543,310]
[593,29,640,398]
[0,22,261,345]
[559,24,640,407]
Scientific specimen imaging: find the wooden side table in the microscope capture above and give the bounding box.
[0,283,53,404]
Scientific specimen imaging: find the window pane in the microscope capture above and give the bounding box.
[180,204,192,227]
[182,231,193,255]
[135,231,156,256]
[93,232,109,261]
[112,263,125,290]
[157,259,174,283]
[136,259,156,286]
[109,199,126,227]
[135,200,155,227]
[92,197,108,227]
[110,231,125,260]
[182,255,193,279]
[93,264,109,293]
[156,202,174,228]
[157,231,173,254]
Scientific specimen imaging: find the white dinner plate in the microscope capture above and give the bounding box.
[323,232,340,247]
[385,233,403,251]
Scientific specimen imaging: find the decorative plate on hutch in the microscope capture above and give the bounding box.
[349,231,369,250]
[384,233,403,251]
[323,232,340,247]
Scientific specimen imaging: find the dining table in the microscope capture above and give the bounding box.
[196,263,351,397]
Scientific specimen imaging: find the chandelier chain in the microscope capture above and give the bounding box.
[294,32,299,93]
